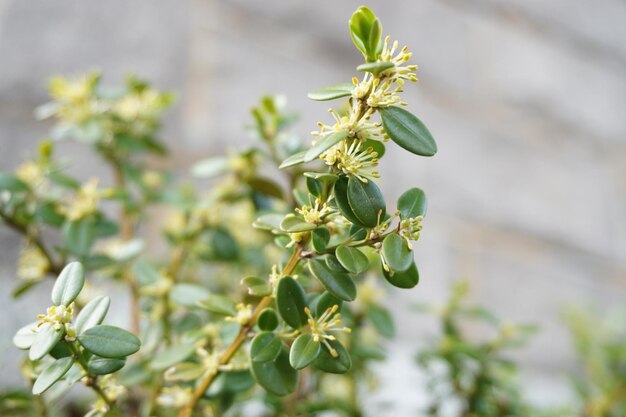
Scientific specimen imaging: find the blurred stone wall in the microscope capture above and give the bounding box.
[1,0,625,414]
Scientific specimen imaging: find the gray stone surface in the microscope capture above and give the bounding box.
[1,0,625,412]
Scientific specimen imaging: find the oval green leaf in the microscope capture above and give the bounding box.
[311,227,331,252]
[280,214,317,233]
[313,339,352,374]
[383,261,420,289]
[250,331,282,363]
[307,83,353,101]
[78,325,141,358]
[276,277,308,329]
[75,295,110,335]
[334,176,366,226]
[308,259,356,302]
[347,176,386,227]
[304,130,349,162]
[32,357,73,395]
[87,356,126,375]
[258,308,279,331]
[29,324,64,361]
[279,150,307,169]
[51,262,85,306]
[397,187,427,219]
[367,304,395,338]
[13,322,37,350]
[250,348,298,396]
[151,344,196,370]
[357,61,394,76]
[335,246,369,274]
[379,106,437,157]
[315,292,343,317]
[289,334,321,370]
[197,294,237,316]
[382,234,413,272]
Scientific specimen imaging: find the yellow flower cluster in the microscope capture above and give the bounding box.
[17,245,50,281]
[62,178,101,221]
[305,305,351,358]
[321,140,379,183]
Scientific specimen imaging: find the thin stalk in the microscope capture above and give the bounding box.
[0,210,63,275]
[176,245,304,417]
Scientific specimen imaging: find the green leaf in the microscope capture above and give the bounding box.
[87,357,126,375]
[311,227,331,252]
[250,348,297,396]
[279,150,307,169]
[250,331,282,363]
[75,295,110,335]
[379,106,437,157]
[383,261,419,289]
[0,172,29,192]
[276,277,308,329]
[78,325,140,358]
[290,334,321,370]
[397,187,427,219]
[303,172,339,183]
[151,344,196,370]
[49,340,72,359]
[306,177,323,198]
[51,262,85,306]
[313,340,352,374]
[308,259,356,301]
[280,214,317,233]
[258,308,279,331]
[333,176,364,226]
[335,246,369,274]
[190,156,229,178]
[132,259,161,286]
[248,177,284,200]
[347,176,386,227]
[164,362,205,381]
[252,213,283,231]
[357,61,394,76]
[62,218,97,257]
[197,294,237,316]
[315,292,343,317]
[29,324,64,361]
[363,138,385,158]
[325,255,348,273]
[13,322,38,350]
[206,228,239,261]
[304,131,349,162]
[308,83,353,101]
[32,357,73,395]
[170,283,210,307]
[367,304,395,338]
[241,276,272,297]
[382,234,413,272]
[349,6,383,62]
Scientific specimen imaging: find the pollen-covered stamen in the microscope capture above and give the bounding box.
[35,303,74,331]
[321,140,379,183]
[398,215,424,250]
[379,36,418,83]
[296,199,336,225]
[225,303,254,325]
[305,305,351,358]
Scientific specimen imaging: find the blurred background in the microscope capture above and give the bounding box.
[1,0,625,415]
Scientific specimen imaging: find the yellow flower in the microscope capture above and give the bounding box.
[321,140,379,183]
[15,161,45,188]
[62,178,101,221]
[305,305,351,357]
[17,245,50,281]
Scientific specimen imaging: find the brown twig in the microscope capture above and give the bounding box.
[176,244,304,417]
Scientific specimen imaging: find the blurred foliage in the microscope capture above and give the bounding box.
[565,307,626,417]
